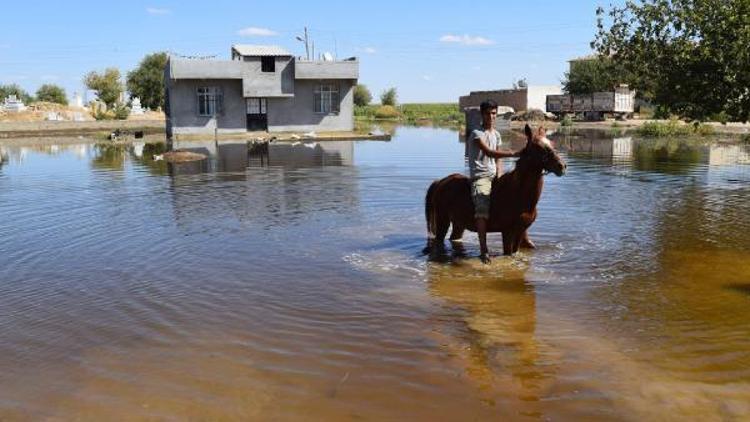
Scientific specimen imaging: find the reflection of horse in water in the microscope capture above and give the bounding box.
[425,262,545,410]
[424,125,566,256]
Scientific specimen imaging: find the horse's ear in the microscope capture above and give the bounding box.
[524,124,532,141]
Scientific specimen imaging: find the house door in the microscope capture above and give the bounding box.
[246,98,267,131]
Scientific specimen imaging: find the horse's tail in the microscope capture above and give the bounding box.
[425,180,439,238]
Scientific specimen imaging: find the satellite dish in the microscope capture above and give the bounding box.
[322,52,334,61]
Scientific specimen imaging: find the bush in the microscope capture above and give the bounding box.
[35,84,68,105]
[0,83,33,104]
[637,120,690,137]
[693,122,715,136]
[560,115,574,127]
[742,134,750,143]
[112,104,130,120]
[637,120,717,137]
[380,87,397,106]
[374,105,399,119]
[709,112,729,125]
[353,84,372,107]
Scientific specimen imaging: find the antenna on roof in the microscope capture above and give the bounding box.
[295,27,310,60]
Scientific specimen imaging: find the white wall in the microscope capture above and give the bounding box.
[526,85,563,112]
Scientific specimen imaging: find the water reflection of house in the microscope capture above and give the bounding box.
[164,140,359,229]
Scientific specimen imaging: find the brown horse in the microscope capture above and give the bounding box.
[424,124,566,256]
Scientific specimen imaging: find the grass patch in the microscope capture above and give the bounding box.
[560,115,574,127]
[610,121,623,136]
[638,120,692,137]
[355,103,463,124]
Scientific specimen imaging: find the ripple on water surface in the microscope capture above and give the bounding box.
[1,133,750,419]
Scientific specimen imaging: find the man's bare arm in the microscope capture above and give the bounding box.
[473,136,519,159]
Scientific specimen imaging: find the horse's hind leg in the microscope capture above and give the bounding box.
[434,216,450,244]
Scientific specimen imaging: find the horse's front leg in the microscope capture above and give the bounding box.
[502,230,515,256]
[520,229,536,249]
[512,227,525,253]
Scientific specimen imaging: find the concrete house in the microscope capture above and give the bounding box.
[164,45,358,137]
[459,85,563,113]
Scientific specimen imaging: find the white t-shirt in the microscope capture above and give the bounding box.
[467,128,500,178]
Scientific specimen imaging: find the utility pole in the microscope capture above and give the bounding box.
[304,27,310,60]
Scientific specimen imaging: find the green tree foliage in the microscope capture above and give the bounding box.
[35,84,68,105]
[592,1,750,122]
[84,68,123,108]
[126,52,168,110]
[380,87,398,106]
[0,84,33,104]
[563,57,624,94]
[353,84,372,107]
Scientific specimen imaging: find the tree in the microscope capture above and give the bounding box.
[84,68,123,108]
[353,84,372,107]
[0,84,33,104]
[592,1,750,122]
[380,87,397,106]
[562,56,633,95]
[127,52,168,110]
[35,84,68,105]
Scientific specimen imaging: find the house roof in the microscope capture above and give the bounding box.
[232,44,292,57]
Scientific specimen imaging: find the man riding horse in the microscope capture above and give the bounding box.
[424,100,566,263]
[466,100,528,263]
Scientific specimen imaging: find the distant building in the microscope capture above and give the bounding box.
[164,44,358,137]
[459,85,563,113]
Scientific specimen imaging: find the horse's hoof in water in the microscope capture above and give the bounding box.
[520,238,536,249]
[480,254,492,264]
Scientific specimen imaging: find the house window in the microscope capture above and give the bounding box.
[314,84,340,114]
[246,98,267,114]
[197,87,223,116]
[261,57,275,72]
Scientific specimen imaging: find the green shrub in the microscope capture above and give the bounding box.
[353,84,372,107]
[741,133,750,143]
[637,120,718,137]
[637,120,692,137]
[374,105,399,119]
[708,112,729,125]
[380,88,397,106]
[35,84,68,105]
[93,108,110,120]
[113,104,130,120]
[693,122,715,136]
[560,115,574,127]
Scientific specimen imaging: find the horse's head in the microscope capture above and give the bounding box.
[522,124,566,176]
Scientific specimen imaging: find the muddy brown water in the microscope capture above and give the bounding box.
[1,128,749,420]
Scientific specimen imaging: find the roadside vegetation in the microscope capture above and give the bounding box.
[637,120,716,137]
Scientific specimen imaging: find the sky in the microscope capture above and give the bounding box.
[0,0,614,103]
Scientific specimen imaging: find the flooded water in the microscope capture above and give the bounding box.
[1,127,749,420]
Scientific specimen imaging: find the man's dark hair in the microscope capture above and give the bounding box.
[480,100,498,113]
